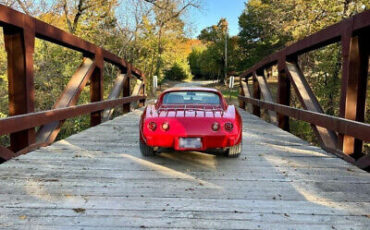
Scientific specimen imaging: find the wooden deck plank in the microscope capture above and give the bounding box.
[0,108,369,229]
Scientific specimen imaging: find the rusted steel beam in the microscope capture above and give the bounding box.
[36,58,95,144]
[355,155,370,170]
[244,81,253,112]
[339,31,369,158]
[286,61,338,150]
[0,146,15,160]
[238,96,370,142]
[134,68,146,82]
[102,50,127,71]
[239,10,370,79]
[102,73,127,121]
[123,68,131,114]
[4,24,36,152]
[254,72,277,125]
[90,48,104,127]
[15,142,49,158]
[35,20,96,55]
[0,5,30,29]
[138,83,146,108]
[0,96,146,136]
[239,79,252,112]
[239,78,246,110]
[277,60,290,131]
[252,76,261,117]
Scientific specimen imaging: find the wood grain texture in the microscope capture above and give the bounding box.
[0,108,369,229]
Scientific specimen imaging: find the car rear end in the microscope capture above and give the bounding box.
[141,104,242,152]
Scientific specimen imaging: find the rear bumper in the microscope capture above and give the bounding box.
[143,133,242,151]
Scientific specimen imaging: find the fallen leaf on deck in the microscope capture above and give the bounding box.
[73,208,86,213]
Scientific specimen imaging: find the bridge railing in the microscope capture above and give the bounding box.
[0,6,146,161]
[238,10,370,170]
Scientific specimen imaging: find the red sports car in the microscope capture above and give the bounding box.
[139,87,242,157]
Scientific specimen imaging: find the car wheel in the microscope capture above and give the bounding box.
[225,143,241,158]
[140,139,155,156]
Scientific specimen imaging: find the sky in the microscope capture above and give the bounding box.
[188,0,247,38]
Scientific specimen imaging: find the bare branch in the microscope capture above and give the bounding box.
[15,0,30,15]
[62,0,74,33]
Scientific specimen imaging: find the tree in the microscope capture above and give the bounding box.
[188,46,205,79]
[198,18,228,43]
[143,0,201,78]
[238,0,291,69]
[0,0,52,15]
[164,62,188,81]
[56,0,118,37]
[189,18,240,81]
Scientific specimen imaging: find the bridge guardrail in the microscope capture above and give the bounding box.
[0,5,146,160]
[238,10,370,170]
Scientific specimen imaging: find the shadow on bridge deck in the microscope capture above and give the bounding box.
[0,109,369,229]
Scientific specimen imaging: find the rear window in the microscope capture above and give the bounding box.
[162,91,221,105]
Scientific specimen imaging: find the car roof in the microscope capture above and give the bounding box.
[162,87,220,94]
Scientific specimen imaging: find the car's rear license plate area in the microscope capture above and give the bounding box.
[179,138,202,149]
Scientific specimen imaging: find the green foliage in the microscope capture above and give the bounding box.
[189,18,242,81]
[188,44,223,80]
[299,44,342,116]
[289,119,317,144]
[164,62,189,81]
[198,18,228,42]
[238,0,291,69]
[187,46,203,78]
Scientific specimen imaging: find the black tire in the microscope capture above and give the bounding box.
[225,143,242,158]
[140,140,155,156]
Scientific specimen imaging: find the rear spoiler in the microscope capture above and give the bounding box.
[157,105,225,117]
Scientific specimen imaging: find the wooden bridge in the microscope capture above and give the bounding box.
[0,5,370,229]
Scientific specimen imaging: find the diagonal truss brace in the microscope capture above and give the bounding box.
[132,80,145,108]
[239,80,253,112]
[102,73,128,121]
[286,61,337,149]
[36,58,96,144]
[253,72,278,125]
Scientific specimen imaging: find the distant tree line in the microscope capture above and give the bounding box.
[189,0,369,81]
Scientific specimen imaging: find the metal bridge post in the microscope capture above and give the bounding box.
[90,48,104,126]
[339,31,369,158]
[239,77,246,109]
[252,73,261,117]
[277,59,290,131]
[138,82,146,108]
[138,71,147,108]
[122,65,131,113]
[4,23,36,152]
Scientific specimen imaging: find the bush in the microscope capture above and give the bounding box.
[164,63,188,81]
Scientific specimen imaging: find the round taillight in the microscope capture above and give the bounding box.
[148,122,157,131]
[162,122,170,131]
[212,122,220,131]
[224,122,233,132]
